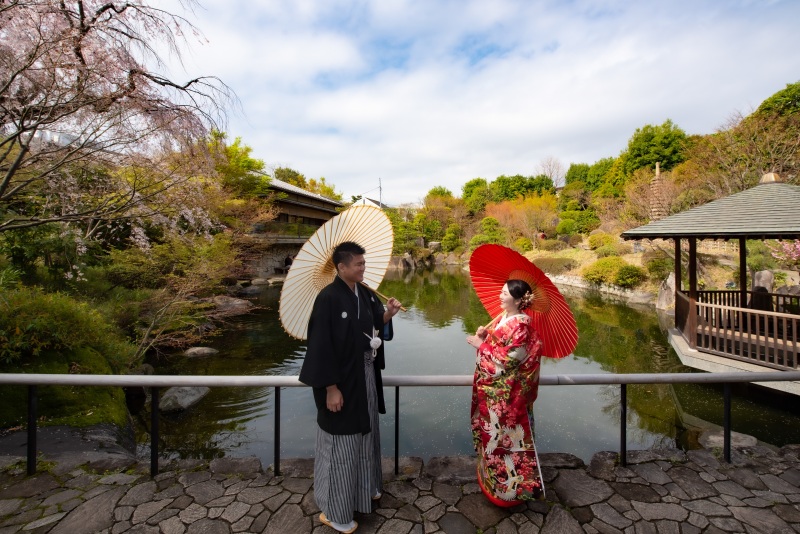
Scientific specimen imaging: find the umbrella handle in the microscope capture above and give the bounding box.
[483,314,501,330]
[361,284,407,312]
[374,289,408,312]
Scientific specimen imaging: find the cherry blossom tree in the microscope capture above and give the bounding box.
[0,0,232,233]
[769,240,800,269]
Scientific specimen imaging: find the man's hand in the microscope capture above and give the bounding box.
[384,297,402,321]
[326,385,344,412]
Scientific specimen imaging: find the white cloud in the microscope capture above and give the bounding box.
[164,0,800,204]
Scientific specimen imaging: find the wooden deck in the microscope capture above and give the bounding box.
[676,290,800,371]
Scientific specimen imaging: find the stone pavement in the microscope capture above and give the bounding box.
[3,445,800,533]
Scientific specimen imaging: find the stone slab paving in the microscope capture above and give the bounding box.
[3,445,800,533]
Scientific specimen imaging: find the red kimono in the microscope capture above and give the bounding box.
[471,312,545,506]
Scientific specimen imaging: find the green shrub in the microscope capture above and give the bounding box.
[567,210,601,234]
[469,234,497,249]
[568,234,583,247]
[615,265,647,289]
[582,257,626,285]
[646,257,673,281]
[107,234,237,295]
[558,210,582,221]
[0,288,135,369]
[533,257,577,275]
[0,288,135,428]
[595,245,619,258]
[555,219,577,235]
[540,239,568,251]
[469,217,505,249]
[514,237,533,252]
[588,232,615,250]
[0,266,22,289]
[441,224,462,252]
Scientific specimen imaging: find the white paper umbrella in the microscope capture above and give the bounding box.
[278,205,394,339]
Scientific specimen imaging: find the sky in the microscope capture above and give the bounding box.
[164,0,800,205]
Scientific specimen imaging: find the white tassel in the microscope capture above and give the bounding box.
[364,328,381,360]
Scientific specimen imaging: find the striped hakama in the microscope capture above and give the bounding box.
[314,350,383,524]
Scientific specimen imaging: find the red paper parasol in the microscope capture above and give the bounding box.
[469,244,578,358]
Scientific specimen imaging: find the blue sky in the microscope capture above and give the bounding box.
[167,0,800,205]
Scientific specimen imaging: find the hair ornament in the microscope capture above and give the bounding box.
[519,290,534,311]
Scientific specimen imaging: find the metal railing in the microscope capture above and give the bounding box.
[4,372,800,477]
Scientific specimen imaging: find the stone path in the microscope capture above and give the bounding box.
[3,445,800,533]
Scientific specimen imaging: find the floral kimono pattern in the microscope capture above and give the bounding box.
[471,312,544,505]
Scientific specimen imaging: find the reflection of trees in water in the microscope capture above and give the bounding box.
[380,269,489,330]
[571,292,690,439]
[597,382,680,447]
[135,386,273,460]
[384,268,693,442]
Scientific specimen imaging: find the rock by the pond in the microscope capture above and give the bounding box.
[184,347,219,357]
[656,272,676,310]
[753,270,774,292]
[159,386,211,412]
[236,285,263,296]
[212,295,254,314]
[699,429,758,449]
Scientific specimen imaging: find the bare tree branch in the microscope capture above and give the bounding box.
[0,0,236,231]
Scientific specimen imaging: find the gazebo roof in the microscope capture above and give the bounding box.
[621,181,800,240]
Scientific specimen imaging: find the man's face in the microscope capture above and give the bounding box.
[337,254,366,285]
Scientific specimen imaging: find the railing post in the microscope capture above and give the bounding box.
[394,386,400,476]
[151,387,159,477]
[27,385,37,476]
[274,386,281,476]
[724,383,731,463]
[620,383,627,467]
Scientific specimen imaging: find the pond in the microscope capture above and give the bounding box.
[137,267,800,464]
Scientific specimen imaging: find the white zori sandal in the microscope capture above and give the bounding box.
[319,512,358,533]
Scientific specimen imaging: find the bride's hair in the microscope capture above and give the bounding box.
[507,279,533,311]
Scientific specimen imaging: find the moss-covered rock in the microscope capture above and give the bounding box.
[0,347,131,428]
[0,288,136,429]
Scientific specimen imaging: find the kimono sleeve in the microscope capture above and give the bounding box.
[298,290,341,388]
[479,319,529,363]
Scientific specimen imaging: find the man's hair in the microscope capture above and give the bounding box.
[332,241,365,269]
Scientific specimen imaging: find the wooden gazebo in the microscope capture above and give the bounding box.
[622,175,800,385]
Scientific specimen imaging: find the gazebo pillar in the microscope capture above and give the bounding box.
[674,238,682,295]
[688,238,697,348]
[674,238,684,331]
[738,237,747,307]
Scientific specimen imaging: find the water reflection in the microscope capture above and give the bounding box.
[138,267,800,463]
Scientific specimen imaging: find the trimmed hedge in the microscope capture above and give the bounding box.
[582,257,647,289]
[540,239,568,251]
[582,257,626,285]
[532,257,577,275]
[588,232,615,250]
[595,245,619,258]
[615,265,647,289]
